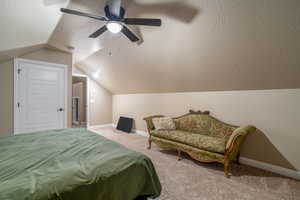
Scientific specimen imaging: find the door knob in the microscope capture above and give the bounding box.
[58,108,64,112]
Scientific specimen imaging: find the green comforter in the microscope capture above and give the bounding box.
[0,129,161,200]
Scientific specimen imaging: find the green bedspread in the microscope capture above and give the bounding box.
[0,129,161,200]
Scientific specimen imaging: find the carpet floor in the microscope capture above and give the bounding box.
[90,127,300,200]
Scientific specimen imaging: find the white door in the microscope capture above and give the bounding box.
[14,59,67,134]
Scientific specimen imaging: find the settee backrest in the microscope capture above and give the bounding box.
[173,114,237,140]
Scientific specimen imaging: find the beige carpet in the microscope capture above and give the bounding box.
[90,127,300,200]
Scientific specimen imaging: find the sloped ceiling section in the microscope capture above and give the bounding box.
[1,0,299,94]
[48,0,114,63]
[0,44,47,64]
[48,0,194,63]
[0,0,69,51]
[75,0,300,94]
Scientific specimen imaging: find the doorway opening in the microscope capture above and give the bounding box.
[72,75,89,128]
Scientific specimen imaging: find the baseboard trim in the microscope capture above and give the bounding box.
[240,157,300,180]
[89,124,114,129]
[132,129,148,137]
[105,125,300,180]
[111,124,148,136]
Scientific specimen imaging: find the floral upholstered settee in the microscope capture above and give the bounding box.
[144,110,256,177]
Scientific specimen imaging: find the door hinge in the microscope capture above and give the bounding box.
[17,68,21,74]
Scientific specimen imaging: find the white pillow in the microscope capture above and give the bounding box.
[152,117,176,130]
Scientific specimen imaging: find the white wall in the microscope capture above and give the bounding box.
[113,89,300,171]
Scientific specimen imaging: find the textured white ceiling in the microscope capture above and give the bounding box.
[0,0,69,51]
[48,0,190,63]
[48,0,113,63]
[1,0,300,94]
[75,0,300,94]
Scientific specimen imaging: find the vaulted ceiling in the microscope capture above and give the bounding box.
[77,0,300,94]
[1,0,300,94]
[0,0,69,51]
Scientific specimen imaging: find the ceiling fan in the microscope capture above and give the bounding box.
[60,0,162,42]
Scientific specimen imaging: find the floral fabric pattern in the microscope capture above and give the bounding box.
[151,130,226,153]
[173,114,237,141]
[151,136,225,163]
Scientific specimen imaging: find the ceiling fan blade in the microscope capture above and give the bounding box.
[60,8,107,21]
[89,26,108,38]
[107,0,122,17]
[124,18,162,26]
[121,26,139,42]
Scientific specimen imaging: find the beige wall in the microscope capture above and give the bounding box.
[0,48,73,136]
[73,67,112,126]
[0,60,14,136]
[89,80,112,126]
[72,82,86,124]
[72,77,87,123]
[113,89,300,171]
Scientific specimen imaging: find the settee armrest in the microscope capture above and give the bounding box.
[143,115,165,134]
[225,125,256,160]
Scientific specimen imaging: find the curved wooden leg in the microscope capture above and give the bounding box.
[224,159,230,178]
[177,150,182,161]
[147,137,152,149]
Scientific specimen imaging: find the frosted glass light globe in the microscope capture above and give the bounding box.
[106,22,123,33]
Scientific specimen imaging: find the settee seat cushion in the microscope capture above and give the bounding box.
[151,130,226,153]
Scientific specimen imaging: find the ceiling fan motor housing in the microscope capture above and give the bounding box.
[105,5,125,21]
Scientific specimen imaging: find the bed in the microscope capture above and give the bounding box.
[0,128,161,200]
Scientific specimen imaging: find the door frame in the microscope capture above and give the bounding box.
[72,73,90,128]
[13,58,68,134]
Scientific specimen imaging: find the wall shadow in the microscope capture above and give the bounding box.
[241,129,296,171]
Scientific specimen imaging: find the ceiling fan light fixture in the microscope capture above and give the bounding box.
[60,3,162,42]
[106,22,123,33]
